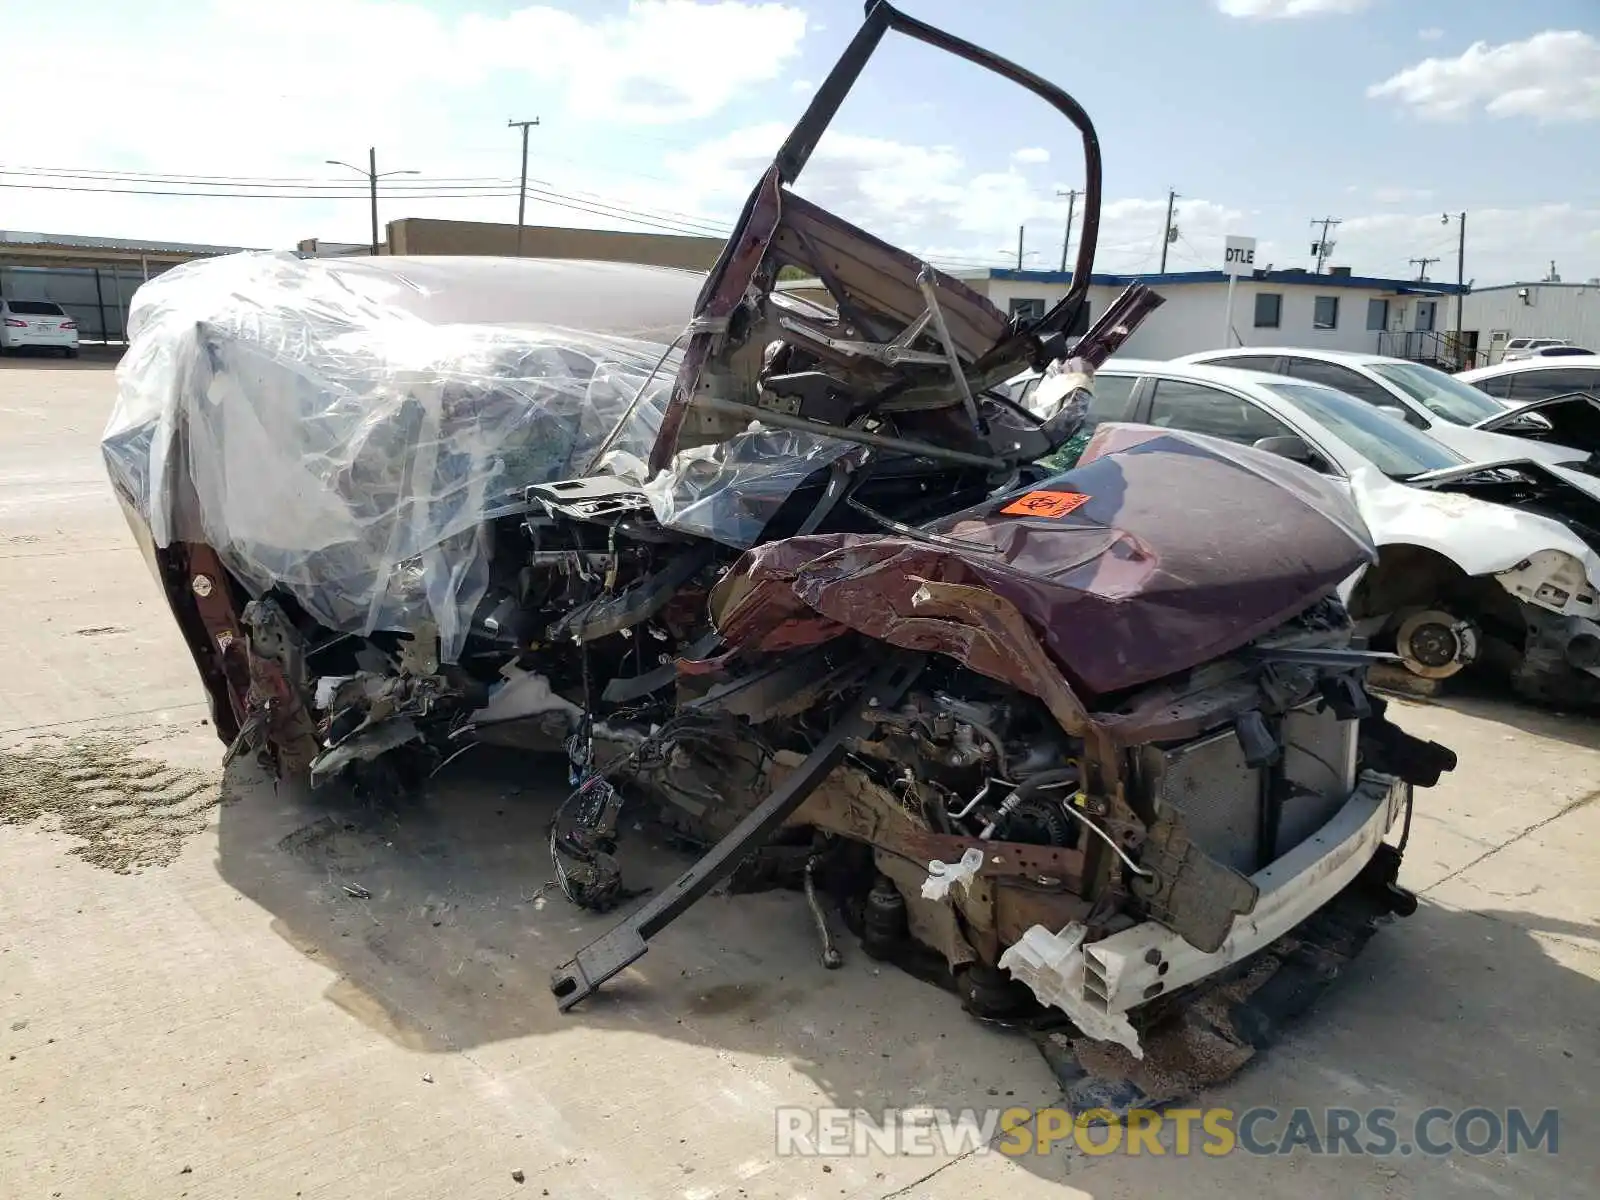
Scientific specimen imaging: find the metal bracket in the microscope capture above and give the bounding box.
[916,265,981,432]
[549,653,925,1010]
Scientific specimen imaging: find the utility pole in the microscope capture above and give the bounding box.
[1309,216,1341,274]
[1447,210,1466,361]
[1016,224,1025,271]
[326,148,419,255]
[1056,188,1078,272]
[1410,255,1440,282]
[1159,189,1179,272]
[508,117,541,257]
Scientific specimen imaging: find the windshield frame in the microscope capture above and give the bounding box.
[1263,380,1467,480]
[1366,360,1506,425]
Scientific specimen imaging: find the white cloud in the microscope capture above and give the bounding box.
[1372,185,1435,203]
[1011,147,1051,165]
[664,123,1242,273]
[1418,27,1443,41]
[0,0,808,246]
[790,79,815,93]
[1216,0,1371,18]
[1336,205,1600,283]
[1368,30,1600,121]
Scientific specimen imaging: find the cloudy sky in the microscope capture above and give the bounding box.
[5,0,1598,285]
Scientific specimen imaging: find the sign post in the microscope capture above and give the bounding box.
[1222,235,1256,347]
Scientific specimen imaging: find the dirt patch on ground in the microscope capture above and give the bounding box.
[0,729,220,872]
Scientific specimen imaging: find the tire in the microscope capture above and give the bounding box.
[64,347,79,359]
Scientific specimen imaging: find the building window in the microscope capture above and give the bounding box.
[1313,296,1339,330]
[1366,299,1389,331]
[1253,293,1282,328]
[1009,297,1045,321]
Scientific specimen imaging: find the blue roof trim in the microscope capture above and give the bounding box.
[987,267,1464,294]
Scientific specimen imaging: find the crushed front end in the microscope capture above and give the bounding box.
[101,1,1455,1088]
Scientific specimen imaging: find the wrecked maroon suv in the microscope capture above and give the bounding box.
[102,1,1453,1090]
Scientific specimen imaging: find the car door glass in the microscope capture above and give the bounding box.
[1280,358,1391,405]
[1216,355,1280,373]
[1146,379,1297,445]
[1511,368,1600,403]
[1032,373,1138,472]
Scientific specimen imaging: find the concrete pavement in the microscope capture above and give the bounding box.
[1,357,1594,1199]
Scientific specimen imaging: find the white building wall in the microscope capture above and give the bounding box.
[1460,284,1600,360]
[981,276,1417,360]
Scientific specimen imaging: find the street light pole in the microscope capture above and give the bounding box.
[326,150,421,256]
[368,147,379,255]
[508,118,541,257]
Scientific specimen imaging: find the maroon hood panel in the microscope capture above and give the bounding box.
[711,426,1374,697]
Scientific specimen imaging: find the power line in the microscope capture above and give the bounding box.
[0,175,736,240]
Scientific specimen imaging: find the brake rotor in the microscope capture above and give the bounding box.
[1395,608,1479,680]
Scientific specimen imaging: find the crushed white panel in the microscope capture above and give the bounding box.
[919,847,985,901]
[470,663,582,727]
[998,923,1144,1059]
[312,675,356,710]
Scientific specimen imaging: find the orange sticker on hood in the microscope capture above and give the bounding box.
[999,489,1091,519]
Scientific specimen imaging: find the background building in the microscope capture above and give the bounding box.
[965,268,1465,364]
[1459,280,1600,361]
[1,230,250,341]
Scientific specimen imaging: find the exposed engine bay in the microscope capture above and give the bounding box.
[100,1,1456,1089]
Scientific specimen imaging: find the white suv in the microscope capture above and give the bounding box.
[0,299,80,357]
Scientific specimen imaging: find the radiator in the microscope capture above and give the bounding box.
[1155,702,1358,875]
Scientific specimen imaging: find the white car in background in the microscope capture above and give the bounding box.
[0,299,80,357]
[1178,346,1600,463]
[1457,355,1600,404]
[1064,360,1600,706]
[1501,337,1591,361]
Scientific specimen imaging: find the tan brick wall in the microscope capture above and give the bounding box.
[386,219,725,270]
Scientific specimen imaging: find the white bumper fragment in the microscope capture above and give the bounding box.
[1002,771,1407,1035]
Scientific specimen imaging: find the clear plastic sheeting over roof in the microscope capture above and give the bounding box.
[101,252,716,661]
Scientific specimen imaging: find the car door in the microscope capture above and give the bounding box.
[1278,356,1427,426]
[1505,366,1600,405]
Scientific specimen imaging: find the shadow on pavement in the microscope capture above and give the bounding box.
[1419,678,1600,753]
[213,748,1599,1191]
[0,345,122,370]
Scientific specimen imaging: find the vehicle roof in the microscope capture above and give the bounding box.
[1457,355,1600,381]
[1176,346,1410,369]
[1099,357,1297,390]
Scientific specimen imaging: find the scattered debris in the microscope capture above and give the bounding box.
[511,1169,526,1184]
[342,883,372,900]
[421,1073,434,1084]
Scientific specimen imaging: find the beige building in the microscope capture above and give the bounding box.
[381,219,725,271]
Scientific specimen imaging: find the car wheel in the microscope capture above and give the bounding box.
[1394,607,1479,680]
[64,347,79,358]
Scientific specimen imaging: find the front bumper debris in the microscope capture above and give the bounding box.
[1002,770,1407,1032]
